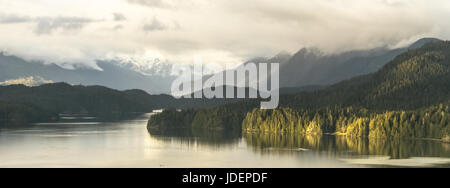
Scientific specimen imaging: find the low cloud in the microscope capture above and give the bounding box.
[126,0,172,8]
[113,24,124,30]
[0,0,449,70]
[0,13,99,35]
[113,13,126,21]
[143,17,167,32]
[34,17,97,35]
[0,14,32,24]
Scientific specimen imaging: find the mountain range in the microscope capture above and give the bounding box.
[0,38,441,95]
[278,38,440,88]
[0,54,176,94]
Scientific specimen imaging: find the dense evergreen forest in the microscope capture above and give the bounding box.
[148,100,257,132]
[149,41,450,140]
[243,105,450,139]
[0,101,58,127]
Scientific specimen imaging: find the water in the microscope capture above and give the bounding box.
[0,113,449,168]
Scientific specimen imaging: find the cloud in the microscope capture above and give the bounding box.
[113,24,124,30]
[0,14,32,24]
[378,0,407,7]
[0,13,99,35]
[113,13,126,21]
[0,0,449,70]
[143,17,167,32]
[34,17,98,35]
[126,0,172,8]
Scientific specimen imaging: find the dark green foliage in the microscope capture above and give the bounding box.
[0,101,58,127]
[242,108,323,135]
[148,100,258,131]
[0,83,156,118]
[191,107,244,131]
[244,103,450,139]
[148,109,197,129]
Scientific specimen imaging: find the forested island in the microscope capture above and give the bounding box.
[148,41,450,141]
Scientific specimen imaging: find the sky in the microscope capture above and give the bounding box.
[0,0,450,69]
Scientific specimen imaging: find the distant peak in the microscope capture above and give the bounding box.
[41,82,72,87]
[409,38,442,49]
[105,53,173,77]
[0,76,54,87]
[274,51,292,58]
[292,47,324,60]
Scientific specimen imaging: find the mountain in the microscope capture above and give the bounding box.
[0,53,176,94]
[282,39,450,110]
[108,54,173,76]
[0,83,159,116]
[0,83,155,127]
[408,38,442,49]
[279,38,442,88]
[279,85,325,95]
[0,83,166,127]
[0,38,438,95]
[195,38,440,91]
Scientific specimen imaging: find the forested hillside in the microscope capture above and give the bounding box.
[279,38,441,87]
[281,41,450,110]
[0,83,156,116]
[149,41,450,140]
[0,101,58,127]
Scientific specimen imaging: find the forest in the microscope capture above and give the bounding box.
[0,101,58,127]
[242,104,450,139]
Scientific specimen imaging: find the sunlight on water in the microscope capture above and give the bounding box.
[0,114,449,168]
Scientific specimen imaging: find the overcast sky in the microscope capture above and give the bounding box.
[0,0,449,68]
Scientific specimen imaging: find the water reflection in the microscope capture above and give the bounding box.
[148,127,241,148]
[149,127,450,160]
[243,133,450,159]
[1,114,449,167]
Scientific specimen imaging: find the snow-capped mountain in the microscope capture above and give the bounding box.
[0,76,54,87]
[106,53,173,77]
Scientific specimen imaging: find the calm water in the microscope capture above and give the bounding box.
[0,113,449,168]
